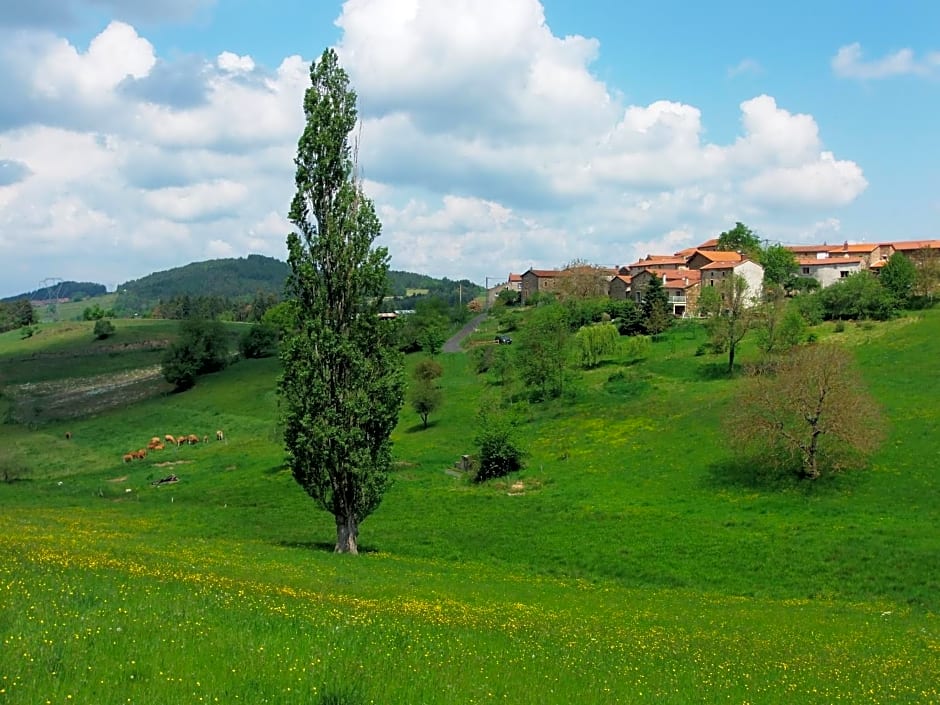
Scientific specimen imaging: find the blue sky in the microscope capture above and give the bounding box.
[0,0,937,297]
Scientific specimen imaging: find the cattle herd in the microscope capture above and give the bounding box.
[120,430,225,463]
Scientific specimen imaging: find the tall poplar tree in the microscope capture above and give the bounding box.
[279,48,404,554]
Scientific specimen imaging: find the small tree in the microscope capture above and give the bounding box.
[161,319,230,390]
[93,319,116,340]
[759,244,798,289]
[727,344,884,480]
[879,252,917,306]
[239,322,278,358]
[517,304,570,400]
[754,288,804,354]
[640,274,672,336]
[411,380,442,429]
[474,408,525,482]
[410,358,443,428]
[699,274,755,373]
[574,323,619,368]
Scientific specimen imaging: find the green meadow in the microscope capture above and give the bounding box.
[0,311,938,704]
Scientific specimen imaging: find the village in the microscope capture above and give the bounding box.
[497,236,940,316]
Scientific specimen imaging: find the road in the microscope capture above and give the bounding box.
[443,312,487,353]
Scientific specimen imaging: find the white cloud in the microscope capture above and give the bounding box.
[0,3,871,297]
[832,42,940,79]
[217,51,255,72]
[728,58,763,78]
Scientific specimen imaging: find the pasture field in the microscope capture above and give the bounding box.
[37,293,120,323]
[0,310,938,704]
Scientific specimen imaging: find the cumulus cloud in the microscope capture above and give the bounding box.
[0,1,869,297]
[832,42,940,79]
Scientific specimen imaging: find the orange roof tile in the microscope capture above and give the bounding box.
[508,273,522,282]
[796,257,862,266]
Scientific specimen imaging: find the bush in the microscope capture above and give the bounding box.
[239,323,278,358]
[93,319,116,340]
[162,319,230,391]
[474,411,525,482]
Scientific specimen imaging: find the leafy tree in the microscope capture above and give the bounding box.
[699,275,756,373]
[239,322,278,358]
[716,222,761,257]
[0,299,36,333]
[93,319,116,340]
[759,244,798,288]
[278,48,404,554]
[754,288,804,354]
[496,289,520,307]
[261,301,297,337]
[727,344,884,480]
[411,379,442,429]
[640,274,672,335]
[574,323,619,368]
[516,303,570,400]
[818,272,895,320]
[161,319,230,390]
[879,252,917,305]
[913,247,940,300]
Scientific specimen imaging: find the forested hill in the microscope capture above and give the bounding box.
[118,255,289,303]
[111,254,483,315]
[1,281,106,303]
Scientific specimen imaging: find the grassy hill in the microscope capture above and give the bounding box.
[0,310,937,703]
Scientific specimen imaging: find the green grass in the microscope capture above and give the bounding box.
[1,310,938,703]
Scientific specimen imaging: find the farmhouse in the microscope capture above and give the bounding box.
[796,257,863,288]
[699,259,765,304]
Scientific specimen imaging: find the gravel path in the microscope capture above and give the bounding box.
[443,312,487,353]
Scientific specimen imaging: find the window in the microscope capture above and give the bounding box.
[840,271,850,278]
[802,267,810,275]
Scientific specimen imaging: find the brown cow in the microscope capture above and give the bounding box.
[187,434,200,445]
[165,434,176,445]
[154,443,165,451]
[150,436,161,446]
[123,453,134,463]
[136,449,147,460]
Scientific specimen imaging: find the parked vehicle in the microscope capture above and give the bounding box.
[495,335,512,344]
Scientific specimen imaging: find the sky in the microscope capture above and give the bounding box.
[1,0,938,298]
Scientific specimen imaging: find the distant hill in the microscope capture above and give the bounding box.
[1,281,107,304]
[111,254,483,315]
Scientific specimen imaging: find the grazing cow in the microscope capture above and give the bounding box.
[165,434,176,445]
[154,443,165,451]
[203,435,208,444]
[187,434,200,445]
[216,430,224,442]
[65,431,72,440]
[136,449,147,460]
[123,453,134,463]
[150,436,161,446]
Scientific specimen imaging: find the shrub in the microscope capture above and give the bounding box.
[93,319,116,340]
[239,323,278,358]
[162,319,230,391]
[474,410,525,482]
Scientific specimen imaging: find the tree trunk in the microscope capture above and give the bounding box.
[335,513,359,554]
[728,341,736,374]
